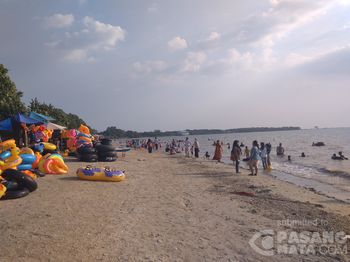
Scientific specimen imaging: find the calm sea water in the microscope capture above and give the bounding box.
[120,128,350,203]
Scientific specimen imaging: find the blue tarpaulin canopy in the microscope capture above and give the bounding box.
[29,112,55,123]
[0,113,43,131]
[0,118,12,131]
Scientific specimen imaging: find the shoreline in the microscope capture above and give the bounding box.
[1,149,350,261]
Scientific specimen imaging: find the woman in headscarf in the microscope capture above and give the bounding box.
[213,140,223,162]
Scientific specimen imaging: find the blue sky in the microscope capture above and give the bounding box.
[1,0,350,131]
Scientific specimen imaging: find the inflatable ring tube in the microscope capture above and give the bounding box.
[76,167,125,182]
[100,138,112,145]
[32,153,42,169]
[17,164,33,171]
[20,147,34,155]
[97,151,117,158]
[1,157,22,170]
[22,170,37,180]
[96,144,115,152]
[49,154,64,160]
[49,158,68,174]
[2,180,19,190]
[1,169,37,192]
[32,143,44,153]
[43,158,68,174]
[0,184,6,199]
[77,147,96,154]
[78,133,91,138]
[1,187,30,200]
[20,154,36,164]
[31,169,46,177]
[78,136,92,143]
[42,142,56,151]
[0,151,11,160]
[0,139,16,150]
[77,154,98,162]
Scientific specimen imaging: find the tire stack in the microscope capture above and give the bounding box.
[1,169,38,200]
[76,146,98,162]
[96,138,117,162]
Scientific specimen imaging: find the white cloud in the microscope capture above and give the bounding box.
[83,16,125,50]
[239,0,334,48]
[182,51,206,72]
[46,16,126,63]
[133,60,168,76]
[208,32,221,41]
[168,36,188,51]
[44,13,74,29]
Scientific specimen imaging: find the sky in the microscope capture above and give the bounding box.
[0,0,350,131]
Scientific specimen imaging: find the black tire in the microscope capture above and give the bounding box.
[96,144,115,152]
[78,154,98,162]
[98,156,117,162]
[2,180,19,190]
[1,188,30,200]
[31,169,46,177]
[97,151,117,158]
[1,169,38,192]
[43,149,58,155]
[68,152,76,157]
[100,138,112,145]
[77,147,96,154]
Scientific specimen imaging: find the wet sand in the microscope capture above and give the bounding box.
[1,150,350,261]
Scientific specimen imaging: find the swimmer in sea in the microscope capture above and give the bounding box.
[288,155,291,161]
[339,151,348,160]
[300,152,306,157]
[332,154,343,160]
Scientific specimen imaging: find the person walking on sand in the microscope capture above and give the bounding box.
[184,137,191,157]
[213,140,223,162]
[230,140,242,173]
[194,138,200,158]
[248,140,260,176]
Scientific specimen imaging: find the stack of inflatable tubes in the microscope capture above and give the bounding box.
[38,154,68,174]
[0,169,38,200]
[76,146,98,162]
[76,132,93,149]
[76,166,125,182]
[96,138,117,162]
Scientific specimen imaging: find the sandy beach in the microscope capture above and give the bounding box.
[1,149,350,262]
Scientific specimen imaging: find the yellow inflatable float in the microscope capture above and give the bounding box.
[38,154,68,174]
[0,184,6,199]
[76,166,125,182]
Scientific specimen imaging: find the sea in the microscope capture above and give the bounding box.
[120,128,350,204]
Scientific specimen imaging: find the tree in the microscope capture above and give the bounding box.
[0,64,26,119]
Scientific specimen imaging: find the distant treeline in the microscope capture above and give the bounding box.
[99,126,301,139]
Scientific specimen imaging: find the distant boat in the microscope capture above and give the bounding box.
[315,126,319,129]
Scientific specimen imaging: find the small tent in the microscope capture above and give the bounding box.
[46,122,66,130]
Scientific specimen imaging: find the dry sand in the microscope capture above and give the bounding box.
[1,149,350,261]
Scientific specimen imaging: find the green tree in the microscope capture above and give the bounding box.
[0,64,26,119]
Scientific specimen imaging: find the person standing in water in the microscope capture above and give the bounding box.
[260,142,268,170]
[194,138,200,158]
[230,140,242,173]
[244,146,250,161]
[213,140,223,162]
[276,143,285,156]
[248,140,260,176]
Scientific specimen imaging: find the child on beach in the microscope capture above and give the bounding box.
[248,140,260,176]
[205,151,210,159]
[213,140,223,162]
